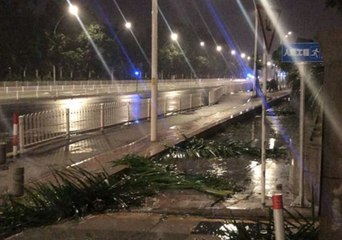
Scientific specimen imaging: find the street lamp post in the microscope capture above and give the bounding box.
[261,43,268,206]
[110,21,132,80]
[252,0,259,97]
[53,4,79,35]
[53,4,79,83]
[151,0,158,142]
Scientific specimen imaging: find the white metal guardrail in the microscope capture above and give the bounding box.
[14,79,253,153]
[0,78,250,100]
[17,92,205,152]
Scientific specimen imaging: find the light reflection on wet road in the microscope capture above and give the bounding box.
[198,102,298,204]
[0,89,206,135]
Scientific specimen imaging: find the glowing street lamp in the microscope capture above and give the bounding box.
[171,32,178,41]
[241,53,246,59]
[216,45,222,52]
[200,41,205,47]
[115,22,133,35]
[125,21,132,29]
[285,31,292,38]
[54,4,79,35]
[53,3,79,83]
[281,31,293,45]
[231,50,236,56]
[68,4,79,16]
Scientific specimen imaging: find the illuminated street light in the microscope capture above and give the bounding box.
[53,3,79,83]
[247,56,251,61]
[125,21,132,29]
[54,4,79,35]
[267,61,272,67]
[231,50,236,55]
[171,32,178,41]
[200,41,205,47]
[282,31,293,44]
[241,53,246,59]
[68,4,79,16]
[216,45,222,52]
[116,22,133,35]
[285,31,292,38]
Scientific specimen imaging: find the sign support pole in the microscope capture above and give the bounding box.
[252,0,258,97]
[257,2,280,206]
[291,62,310,207]
[282,42,323,208]
[299,63,305,206]
[261,45,267,205]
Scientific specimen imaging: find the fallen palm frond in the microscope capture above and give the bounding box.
[160,137,287,161]
[0,166,143,237]
[114,154,241,196]
[0,154,241,238]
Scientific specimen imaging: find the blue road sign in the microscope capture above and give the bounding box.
[282,42,323,63]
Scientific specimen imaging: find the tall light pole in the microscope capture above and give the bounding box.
[151,0,158,142]
[252,0,259,97]
[53,4,79,35]
[53,4,79,83]
[253,0,267,205]
[261,43,268,205]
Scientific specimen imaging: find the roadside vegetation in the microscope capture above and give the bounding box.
[0,133,318,239]
[0,151,243,238]
[160,136,288,161]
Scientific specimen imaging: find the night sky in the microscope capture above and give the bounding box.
[86,0,342,54]
[1,0,341,78]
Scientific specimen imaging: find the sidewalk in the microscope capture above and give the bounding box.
[1,91,268,194]
[6,212,266,240]
[1,90,308,239]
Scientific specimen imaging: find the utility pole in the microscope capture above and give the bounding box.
[256,2,280,205]
[261,45,267,205]
[150,0,158,142]
[252,0,259,97]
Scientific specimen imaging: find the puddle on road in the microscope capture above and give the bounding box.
[192,221,271,239]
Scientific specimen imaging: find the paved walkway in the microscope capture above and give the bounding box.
[0,89,310,240]
[1,91,268,193]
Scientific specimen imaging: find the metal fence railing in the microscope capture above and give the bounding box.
[0,78,249,100]
[15,79,253,153]
[18,92,206,152]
